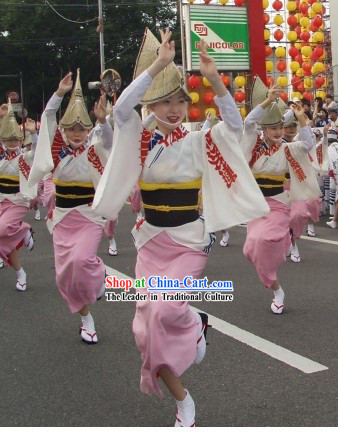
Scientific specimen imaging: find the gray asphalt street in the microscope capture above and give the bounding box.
[1,205,338,427]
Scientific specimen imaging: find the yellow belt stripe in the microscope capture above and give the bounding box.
[54,179,94,188]
[0,182,19,187]
[254,174,286,181]
[139,178,202,191]
[55,192,95,199]
[142,203,199,212]
[0,175,19,181]
[258,184,284,189]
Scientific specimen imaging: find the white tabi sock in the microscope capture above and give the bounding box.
[81,312,95,334]
[16,267,26,282]
[273,286,284,305]
[109,238,116,249]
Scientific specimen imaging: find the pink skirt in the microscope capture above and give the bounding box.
[103,218,118,238]
[129,184,142,213]
[43,177,55,217]
[0,199,30,264]
[53,210,105,313]
[133,231,208,398]
[290,198,321,239]
[243,198,291,289]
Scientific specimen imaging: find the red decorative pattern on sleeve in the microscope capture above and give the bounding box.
[140,128,152,167]
[87,145,104,175]
[316,145,323,166]
[205,129,237,189]
[51,129,66,170]
[284,146,306,182]
[18,155,31,180]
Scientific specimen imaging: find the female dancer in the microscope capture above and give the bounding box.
[28,70,113,343]
[93,29,268,426]
[241,77,320,314]
[0,103,37,290]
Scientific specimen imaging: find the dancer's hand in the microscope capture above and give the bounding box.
[56,72,73,97]
[94,94,107,124]
[24,118,36,133]
[198,40,218,82]
[147,28,175,78]
[0,104,8,118]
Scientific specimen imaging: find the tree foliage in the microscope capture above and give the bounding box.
[0,0,179,119]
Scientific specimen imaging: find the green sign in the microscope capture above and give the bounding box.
[184,4,250,71]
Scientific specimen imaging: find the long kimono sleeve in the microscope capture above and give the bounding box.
[28,94,63,186]
[192,117,269,232]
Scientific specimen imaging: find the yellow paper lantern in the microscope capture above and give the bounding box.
[296,68,304,78]
[287,1,297,12]
[316,91,326,100]
[300,17,310,27]
[313,32,324,43]
[304,77,313,88]
[308,8,316,18]
[266,60,273,73]
[314,62,325,73]
[203,77,212,87]
[187,0,196,2]
[301,46,312,57]
[295,13,301,22]
[262,0,269,9]
[205,108,217,116]
[277,76,287,87]
[287,31,298,42]
[264,28,271,41]
[291,92,302,100]
[295,42,302,50]
[235,76,246,87]
[274,14,284,26]
[240,107,247,119]
[312,2,323,14]
[275,46,286,58]
[290,61,300,72]
[219,0,229,3]
[311,66,316,75]
[189,92,199,104]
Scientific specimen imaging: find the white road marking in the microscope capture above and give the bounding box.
[104,265,328,375]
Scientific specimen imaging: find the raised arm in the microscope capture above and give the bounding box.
[292,103,314,152]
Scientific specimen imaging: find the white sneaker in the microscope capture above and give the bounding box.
[23,228,34,251]
[327,220,337,229]
[16,279,27,292]
[290,243,301,263]
[271,300,284,314]
[194,313,208,365]
[34,210,41,221]
[0,258,4,269]
[108,238,117,256]
[175,390,195,427]
[306,224,316,237]
[220,231,229,247]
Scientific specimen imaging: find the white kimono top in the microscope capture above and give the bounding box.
[93,71,269,252]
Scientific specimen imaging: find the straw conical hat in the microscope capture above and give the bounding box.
[283,109,298,127]
[134,28,189,105]
[0,99,24,141]
[251,76,269,109]
[259,102,284,126]
[60,69,93,129]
